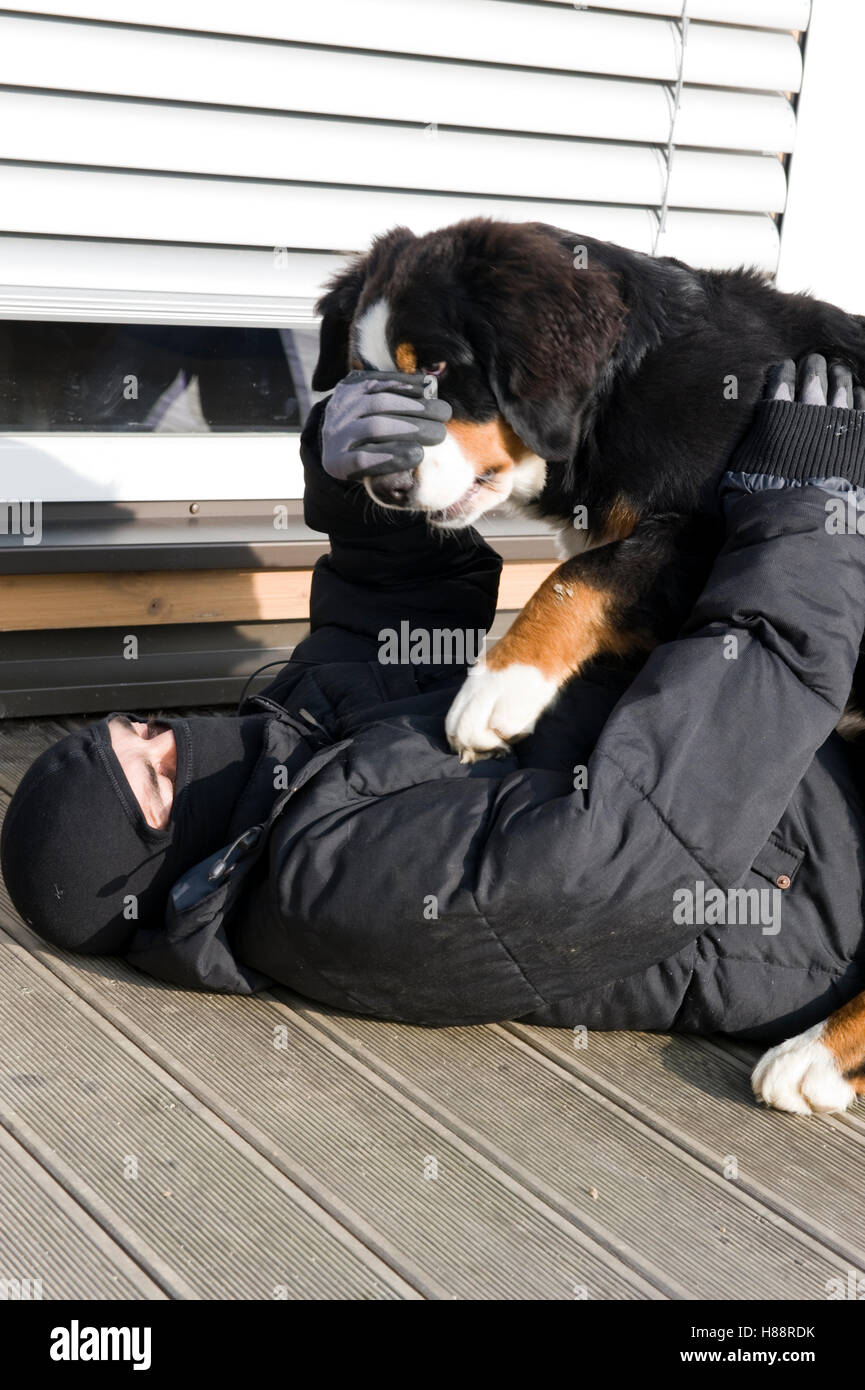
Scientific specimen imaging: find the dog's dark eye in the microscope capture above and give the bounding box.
[422,361,447,377]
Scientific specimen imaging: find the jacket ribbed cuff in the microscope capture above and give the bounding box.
[729,400,865,487]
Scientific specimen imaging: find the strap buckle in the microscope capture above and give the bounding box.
[207,825,263,882]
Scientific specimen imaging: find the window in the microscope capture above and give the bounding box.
[0,323,318,433]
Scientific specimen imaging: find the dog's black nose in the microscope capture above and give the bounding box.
[367,471,416,507]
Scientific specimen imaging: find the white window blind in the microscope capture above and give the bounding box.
[0,1,810,501]
[0,2,809,310]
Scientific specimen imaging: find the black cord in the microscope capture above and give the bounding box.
[236,658,293,713]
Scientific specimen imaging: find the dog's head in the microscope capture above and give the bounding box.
[312,218,627,528]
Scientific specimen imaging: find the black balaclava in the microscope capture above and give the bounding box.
[0,712,270,956]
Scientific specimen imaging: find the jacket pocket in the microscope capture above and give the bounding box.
[750,832,805,890]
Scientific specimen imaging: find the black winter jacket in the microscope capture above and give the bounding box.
[127,396,865,1044]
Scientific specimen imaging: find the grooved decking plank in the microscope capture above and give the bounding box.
[507,1027,865,1280]
[0,1124,164,1300]
[0,913,656,1301]
[6,713,861,1301]
[284,997,855,1301]
[0,927,407,1300]
[0,718,72,793]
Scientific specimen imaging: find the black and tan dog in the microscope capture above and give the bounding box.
[312,218,865,1115]
[313,217,865,760]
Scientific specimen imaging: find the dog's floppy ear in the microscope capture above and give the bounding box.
[312,226,417,391]
[312,260,368,391]
[462,221,627,460]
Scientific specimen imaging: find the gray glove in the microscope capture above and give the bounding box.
[765,354,865,408]
[321,369,452,480]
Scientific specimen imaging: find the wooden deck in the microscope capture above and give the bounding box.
[1,713,864,1302]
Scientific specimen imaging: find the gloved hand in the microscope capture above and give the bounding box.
[321,369,452,481]
[724,353,865,514]
[765,354,865,408]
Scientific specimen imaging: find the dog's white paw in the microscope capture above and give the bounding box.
[446,663,559,763]
[752,1024,856,1116]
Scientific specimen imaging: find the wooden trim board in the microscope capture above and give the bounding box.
[0,562,555,632]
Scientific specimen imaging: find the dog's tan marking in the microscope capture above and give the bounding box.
[599,496,641,545]
[395,342,418,372]
[822,989,865,1093]
[447,418,534,473]
[486,569,653,681]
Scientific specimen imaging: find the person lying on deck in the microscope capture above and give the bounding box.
[4,356,865,1118]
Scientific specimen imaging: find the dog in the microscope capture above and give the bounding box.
[311,217,865,1113]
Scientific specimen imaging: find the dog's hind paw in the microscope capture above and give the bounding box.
[752,1024,856,1115]
[445,663,559,763]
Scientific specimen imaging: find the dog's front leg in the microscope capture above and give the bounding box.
[446,530,668,763]
[753,988,865,1115]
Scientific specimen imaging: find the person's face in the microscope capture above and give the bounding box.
[108,716,177,829]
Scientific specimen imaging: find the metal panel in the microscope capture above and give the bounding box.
[0,433,306,503]
[0,608,523,717]
[6,2,804,90]
[0,165,782,272]
[0,500,559,574]
[0,621,309,718]
[550,0,811,24]
[0,16,799,152]
[0,236,340,322]
[0,91,788,213]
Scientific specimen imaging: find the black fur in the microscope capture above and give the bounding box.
[314,217,865,677]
